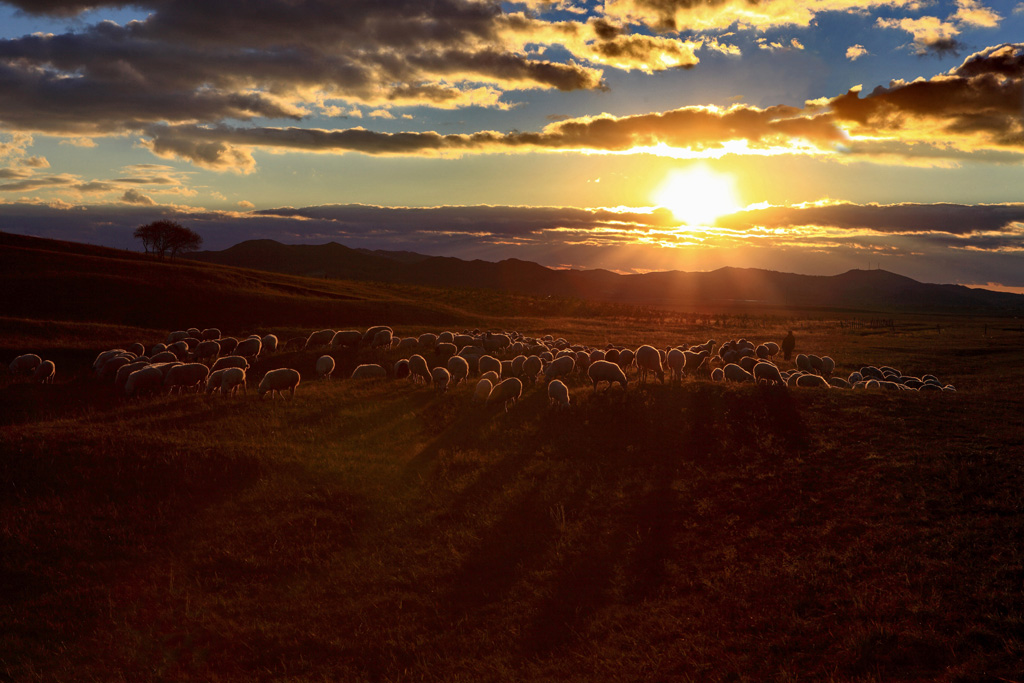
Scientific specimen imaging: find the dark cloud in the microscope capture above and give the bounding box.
[141,103,844,168]
[717,202,1024,236]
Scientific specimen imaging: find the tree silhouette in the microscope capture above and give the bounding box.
[133,220,203,259]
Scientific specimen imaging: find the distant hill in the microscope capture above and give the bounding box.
[187,239,1024,314]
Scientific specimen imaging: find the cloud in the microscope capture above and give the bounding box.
[139,103,845,169]
[716,201,1024,236]
[826,43,1024,159]
[876,16,964,56]
[601,0,925,32]
[951,0,1002,28]
[846,44,868,61]
[121,188,156,205]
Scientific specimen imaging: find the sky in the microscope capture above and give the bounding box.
[0,0,1022,290]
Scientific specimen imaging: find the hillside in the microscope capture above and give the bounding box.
[187,239,1024,314]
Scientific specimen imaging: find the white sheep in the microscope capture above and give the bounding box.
[193,339,221,362]
[235,337,262,360]
[9,353,42,376]
[635,345,664,384]
[522,355,543,384]
[431,366,451,392]
[723,363,755,383]
[125,366,164,398]
[32,360,56,384]
[447,356,469,385]
[408,354,431,384]
[305,329,335,350]
[617,348,635,370]
[316,355,336,380]
[211,355,250,372]
[351,364,387,380]
[588,360,628,392]
[418,332,438,349]
[796,374,829,388]
[487,377,523,411]
[221,367,247,396]
[543,355,575,383]
[331,330,362,349]
[259,368,301,399]
[164,363,210,394]
[115,360,151,389]
[666,348,685,382]
[205,368,227,394]
[473,378,493,403]
[261,334,279,354]
[372,328,393,349]
[362,325,393,347]
[752,362,785,386]
[547,379,570,409]
[478,355,502,377]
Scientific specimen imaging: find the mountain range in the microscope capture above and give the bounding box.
[186,239,1024,314]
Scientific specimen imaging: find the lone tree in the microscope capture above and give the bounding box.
[134,220,202,259]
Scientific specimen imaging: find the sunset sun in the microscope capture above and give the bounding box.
[653,166,742,226]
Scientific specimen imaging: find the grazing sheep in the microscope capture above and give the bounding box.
[796,354,813,373]
[259,368,301,399]
[547,379,570,409]
[92,349,125,370]
[617,348,635,370]
[418,332,438,350]
[305,329,336,350]
[181,337,200,351]
[165,331,188,344]
[218,337,238,355]
[9,353,42,376]
[168,340,190,359]
[115,360,151,389]
[473,378,493,403]
[32,360,56,384]
[478,355,502,377]
[821,356,836,377]
[186,327,202,339]
[543,355,575,383]
[362,325,393,347]
[408,354,431,384]
[723,363,755,383]
[372,328,393,349]
[261,334,279,354]
[235,337,262,360]
[683,350,709,378]
[796,374,829,388]
[126,342,146,357]
[521,355,543,383]
[487,377,523,411]
[511,355,527,377]
[201,327,221,340]
[397,337,419,352]
[711,367,725,382]
[447,356,469,385]
[480,370,500,386]
[483,332,512,353]
[205,369,227,394]
[221,367,247,396]
[755,344,770,359]
[211,355,250,372]
[316,355,336,380]
[164,363,210,394]
[194,339,221,362]
[589,349,606,364]
[98,355,134,381]
[764,341,780,359]
[431,366,451,392]
[666,348,686,382]
[125,366,164,398]
[351,364,387,380]
[438,331,455,345]
[753,361,785,386]
[331,330,362,349]
[394,358,411,379]
[827,377,851,389]
[283,336,305,352]
[150,351,179,364]
[588,360,628,392]
[635,345,665,384]
[434,342,457,359]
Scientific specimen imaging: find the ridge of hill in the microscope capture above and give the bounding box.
[187,239,1024,314]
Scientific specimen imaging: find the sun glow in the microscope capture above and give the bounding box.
[653,165,742,226]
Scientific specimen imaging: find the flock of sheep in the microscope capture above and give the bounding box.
[6,324,956,412]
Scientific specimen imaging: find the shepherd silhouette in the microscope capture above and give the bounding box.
[782,330,796,361]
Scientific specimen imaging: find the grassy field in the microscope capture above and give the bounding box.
[3,235,1024,681]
